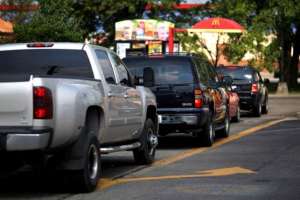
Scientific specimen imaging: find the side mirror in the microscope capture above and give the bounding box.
[223,76,233,87]
[264,78,270,85]
[143,67,154,87]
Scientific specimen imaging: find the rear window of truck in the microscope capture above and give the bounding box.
[216,67,253,81]
[0,49,93,82]
[123,57,195,85]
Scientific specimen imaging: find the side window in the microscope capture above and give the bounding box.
[253,72,260,82]
[194,58,209,84]
[95,50,116,84]
[206,63,219,84]
[257,72,263,82]
[112,54,131,86]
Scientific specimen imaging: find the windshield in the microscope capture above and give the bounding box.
[216,67,253,81]
[123,57,195,86]
[0,49,93,82]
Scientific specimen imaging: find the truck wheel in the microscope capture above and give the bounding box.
[71,135,101,192]
[232,106,240,123]
[253,102,262,117]
[217,110,230,138]
[199,113,215,147]
[133,119,158,165]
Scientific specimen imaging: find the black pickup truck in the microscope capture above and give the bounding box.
[124,54,231,146]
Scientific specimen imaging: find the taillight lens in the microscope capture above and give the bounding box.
[194,89,203,108]
[33,87,53,119]
[251,83,258,93]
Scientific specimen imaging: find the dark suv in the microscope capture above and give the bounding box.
[216,66,269,117]
[123,54,230,146]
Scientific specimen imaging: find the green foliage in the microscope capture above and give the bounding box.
[14,0,85,42]
[176,32,214,65]
[73,0,183,46]
[208,0,300,88]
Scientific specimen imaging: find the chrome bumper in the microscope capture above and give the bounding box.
[0,127,51,151]
[6,132,50,151]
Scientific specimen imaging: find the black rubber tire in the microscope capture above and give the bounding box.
[262,97,269,114]
[133,119,157,165]
[67,110,101,193]
[231,106,240,123]
[217,110,230,138]
[70,135,101,193]
[201,113,215,147]
[253,102,262,117]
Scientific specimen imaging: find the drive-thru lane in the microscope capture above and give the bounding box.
[0,97,299,200]
[70,119,300,200]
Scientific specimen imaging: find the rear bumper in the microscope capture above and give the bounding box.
[158,107,209,133]
[0,127,52,151]
[238,93,259,110]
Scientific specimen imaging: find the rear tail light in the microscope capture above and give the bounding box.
[194,89,203,108]
[251,83,258,93]
[33,87,53,119]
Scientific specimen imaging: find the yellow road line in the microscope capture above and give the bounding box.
[97,118,287,190]
[99,167,255,190]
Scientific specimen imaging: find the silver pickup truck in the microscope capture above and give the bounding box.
[0,43,158,192]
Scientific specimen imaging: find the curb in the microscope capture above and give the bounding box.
[269,94,300,98]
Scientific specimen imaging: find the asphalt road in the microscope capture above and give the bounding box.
[0,96,300,200]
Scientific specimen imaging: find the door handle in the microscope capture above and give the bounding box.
[108,92,114,97]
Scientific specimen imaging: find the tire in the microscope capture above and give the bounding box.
[253,102,262,117]
[133,119,158,165]
[231,106,240,123]
[217,110,230,138]
[262,97,268,114]
[67,111,101,193]
[70,135,101,193]
[200,113,215,147]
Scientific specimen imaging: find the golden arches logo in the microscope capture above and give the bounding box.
[211,19,220,26]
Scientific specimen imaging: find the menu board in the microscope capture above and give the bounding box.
[115,19,174,41]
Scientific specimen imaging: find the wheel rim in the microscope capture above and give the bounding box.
[148,128,158,156]
[237,107,240,121]
[88,144,99,180]
[259,104,262,114]
[225,115,229,133]
[209,122,214,141]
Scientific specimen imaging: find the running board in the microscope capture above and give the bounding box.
[100,142,141,154]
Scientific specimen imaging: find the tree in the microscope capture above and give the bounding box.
[177,32,221,67]
[207,0,300,89]
[73,0,183,46]
[14,0,85,42]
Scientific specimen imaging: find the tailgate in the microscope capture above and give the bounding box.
[153,83,195,108]
[0,81,33,126]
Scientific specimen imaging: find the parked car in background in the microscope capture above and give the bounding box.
[217,66,269,117]
[123,54,231,147]
[0,43,158,192]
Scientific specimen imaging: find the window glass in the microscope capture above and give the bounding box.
[194,58,209,84]
[112,54,130,86]
[216,67,253,81]
[124,57,194,86]
[95,50,116,84]
[0,49,93,82]
[206,63,219,84]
